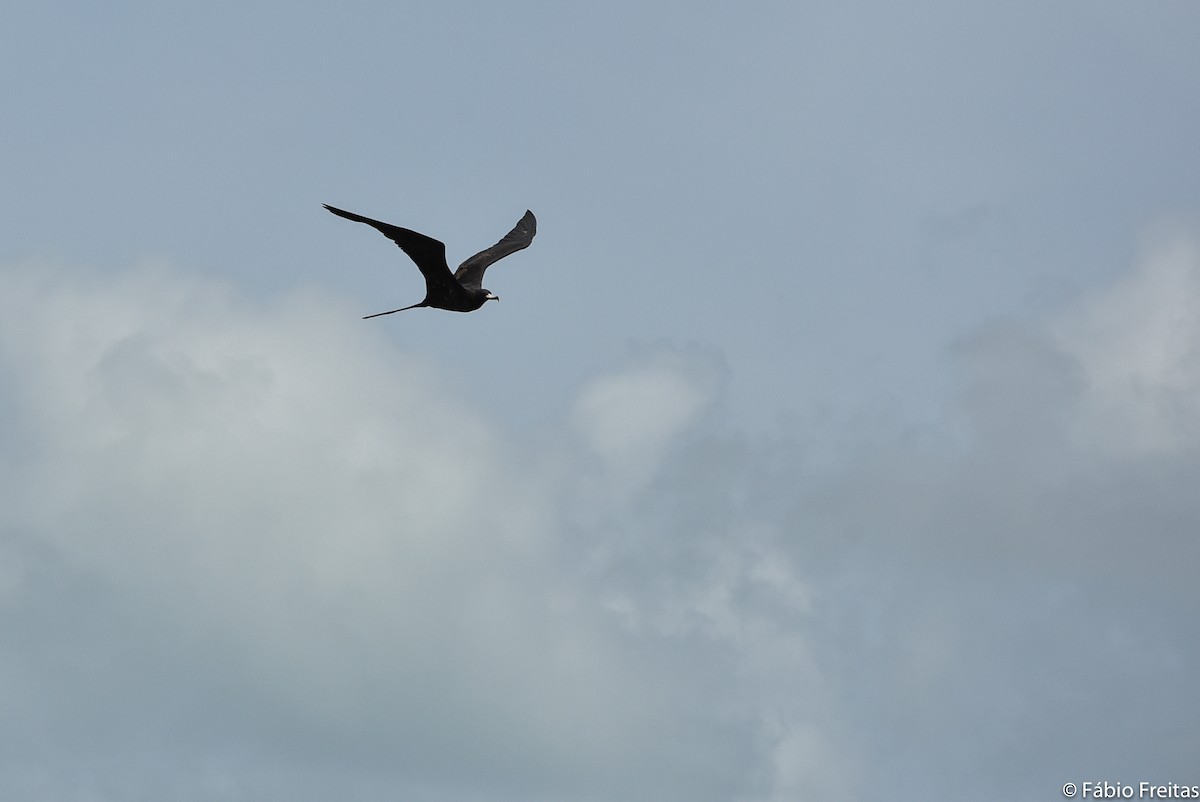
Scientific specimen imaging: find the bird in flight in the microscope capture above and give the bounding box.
[324,204,537,318]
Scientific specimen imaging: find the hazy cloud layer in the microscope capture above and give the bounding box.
[1,232,1198,800]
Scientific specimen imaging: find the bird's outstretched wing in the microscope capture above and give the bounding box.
[453,210,537,291]
[323,204,457,292]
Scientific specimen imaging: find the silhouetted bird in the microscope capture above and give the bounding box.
[324,204,537,318]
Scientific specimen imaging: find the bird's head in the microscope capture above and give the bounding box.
[485,291,500,303]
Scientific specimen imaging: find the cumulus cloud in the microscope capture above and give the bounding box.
[571,347,722,488]
[1053,226,1200,454]
[1,232,1198,802]
[0,260,782,801]
[792,225,1200,798]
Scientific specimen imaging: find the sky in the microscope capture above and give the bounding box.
[2,1,1199,800]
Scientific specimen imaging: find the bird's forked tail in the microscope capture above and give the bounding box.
[363,302,426,319]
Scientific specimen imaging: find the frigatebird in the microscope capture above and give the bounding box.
[324,204,537,318]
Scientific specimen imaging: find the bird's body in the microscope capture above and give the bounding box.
[324,204,537,318]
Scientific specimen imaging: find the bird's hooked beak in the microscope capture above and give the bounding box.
[487,293,500,302]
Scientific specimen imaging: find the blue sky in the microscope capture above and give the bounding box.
[2,2,1199,800]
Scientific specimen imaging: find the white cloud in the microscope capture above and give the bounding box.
[0,259,788,801]
[1,234,1198,802]
[571,346,722,489]
[1053,225,1200,454]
